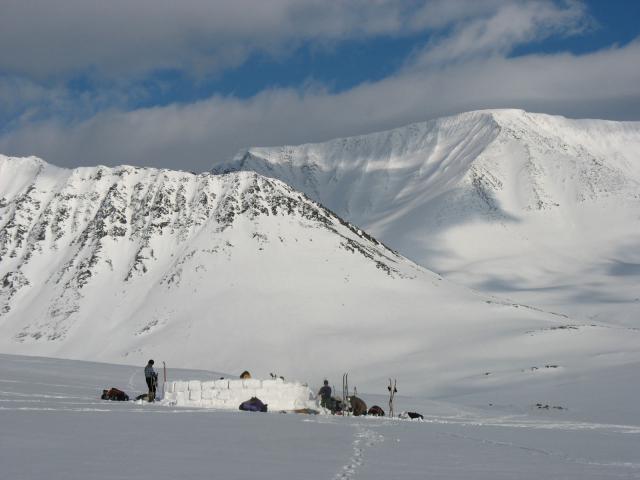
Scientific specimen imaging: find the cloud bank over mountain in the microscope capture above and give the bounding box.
[0,0,639,171]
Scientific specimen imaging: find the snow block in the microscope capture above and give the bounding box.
[165,381,175,393]
[214,379,229,389]
[243,389,258,399]
[258,393,280,405]
[163,392,177,402]
[202,380,216,390]
[171,377,315,411]
[210,398,227,408]
[243,379,261,389]
[174,381,187,393]
[292,384,309,397]
[261,379,278,389]
[201,389,216,400]
[217,390,232,400]
[228,380,244,390]
[280,385,297,397]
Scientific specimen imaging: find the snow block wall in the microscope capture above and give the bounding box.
[163,378,317,411]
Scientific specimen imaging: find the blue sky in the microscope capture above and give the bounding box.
[140,0,640,106]
[1,0,639,171]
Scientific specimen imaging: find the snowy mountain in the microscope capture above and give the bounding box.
[218,109,640,325]
[2,154,639,395]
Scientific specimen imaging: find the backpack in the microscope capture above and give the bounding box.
[368,405,385,416]
[101,388,129,401]
[239,396,268,412]
[349,396,367,416]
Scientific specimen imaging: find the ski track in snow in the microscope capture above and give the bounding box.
[333,424,385,480]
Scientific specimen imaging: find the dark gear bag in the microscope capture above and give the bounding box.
[239,396,268,412]
[368,405,385,416]
[101,387,129,401]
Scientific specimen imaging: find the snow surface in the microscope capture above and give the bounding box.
[220,109,640,326]
[2,354,639,480]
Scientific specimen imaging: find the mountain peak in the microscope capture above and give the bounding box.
[217,110,640,326]
[1,155,425,350]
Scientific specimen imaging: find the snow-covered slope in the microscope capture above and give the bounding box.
[3,154,639,395]
[219,110,640,325]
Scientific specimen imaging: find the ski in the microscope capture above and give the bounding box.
[346,373,350,416]
[342,372,349,416]
[388,378,397,418]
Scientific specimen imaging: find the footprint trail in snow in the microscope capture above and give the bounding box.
[334,425,384,480]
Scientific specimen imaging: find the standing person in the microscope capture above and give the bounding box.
[318,379,332,410]
[144,359,158,402]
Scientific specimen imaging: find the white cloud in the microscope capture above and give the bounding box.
[2,38,639,172]
[2,1,584,78]
[0,1,638,172]
[0,0,439,78]
[412,0,591,66]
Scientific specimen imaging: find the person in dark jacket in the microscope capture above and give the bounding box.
[144,359,158,402]
[318,380,332,409]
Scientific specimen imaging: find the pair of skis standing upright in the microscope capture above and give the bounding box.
[340,373,397,417]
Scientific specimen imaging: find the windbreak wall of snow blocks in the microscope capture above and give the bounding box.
[163,377,316,411]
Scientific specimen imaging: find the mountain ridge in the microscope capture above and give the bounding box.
[0,155,413,339]
[217,109,640,325]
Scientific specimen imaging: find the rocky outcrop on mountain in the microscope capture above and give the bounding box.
[0,156,409,344]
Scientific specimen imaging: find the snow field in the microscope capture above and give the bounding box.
[3,355,640,480]
[164,377,316,411]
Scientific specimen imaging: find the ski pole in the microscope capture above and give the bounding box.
[162,361,167,399]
